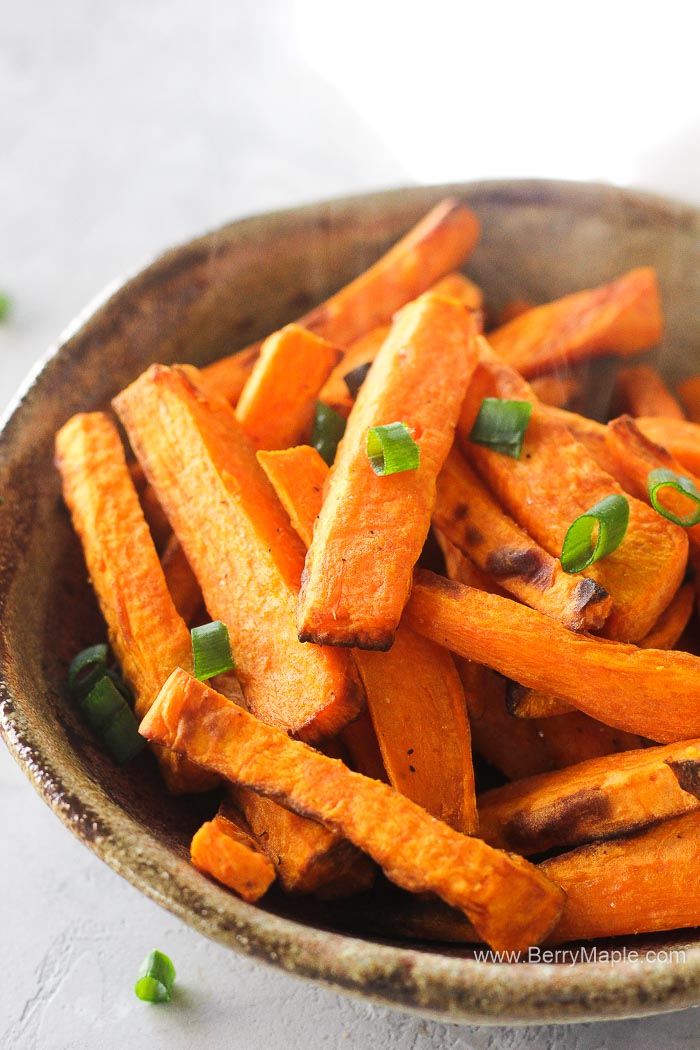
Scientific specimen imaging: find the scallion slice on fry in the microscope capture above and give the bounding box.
[366,422,420,476]
[468,398,533,459]
[67,643,109,700]
[560,494,630,573]
[311,401,346,465]
[343,361,372,399]
[81,676,146,763]
[134,950,176,1003]
[647,468,700,527]
[191,620,235,681]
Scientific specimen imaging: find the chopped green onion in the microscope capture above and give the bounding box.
[343,361,372,399]
[135,950,176,1003]
[105,667,134,703]
[469,398,533,459]
[191,620,235,680]
[366,422,420,476]
[560,494,630,573]
[0,293,11,322]
[647,468,700,527]
[311,401,346,466]
[81,676,146,763]
[68,643,109,701]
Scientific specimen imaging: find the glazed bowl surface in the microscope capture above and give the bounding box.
[2,180,700,1025]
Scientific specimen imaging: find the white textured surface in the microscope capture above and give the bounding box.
[2,3,700,1047]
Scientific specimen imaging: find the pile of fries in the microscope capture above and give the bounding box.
[55,198,700,954]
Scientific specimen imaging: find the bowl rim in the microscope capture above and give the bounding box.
[3,177,700,1026]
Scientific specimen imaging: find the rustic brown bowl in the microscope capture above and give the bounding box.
[2,180,700,1025]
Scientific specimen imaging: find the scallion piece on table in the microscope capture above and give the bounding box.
[343,361,372,399]
[647,468,700,527]
[366,422,420,476]
[191,620,235,681]
[67,642,109,701]
[134,950,176,1003]
[311,401,346,466]
[0,292,11,321]
[468,398,533,459]
[80,675,146,763]
[560,494,630,573]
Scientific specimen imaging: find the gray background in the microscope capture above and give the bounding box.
[2,2,700,1046]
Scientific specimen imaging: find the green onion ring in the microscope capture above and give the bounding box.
[647,468,700,527]
[560,494,630,573]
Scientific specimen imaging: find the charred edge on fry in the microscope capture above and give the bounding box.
[502,788,611,851]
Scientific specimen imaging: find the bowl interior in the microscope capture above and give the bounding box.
[2,180,700,1025]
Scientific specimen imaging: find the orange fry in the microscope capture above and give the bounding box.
[488,267,663,377]
[405,569,700,743]
[201,197,481,403]
[478,739,700,856]
[114,364,361,742]
[636,416,700,476]
[611,363,685,419]
[433,447,611,631]
[298,293,479,650]
[677,375,700,423]
[459,340,688,642]
[541,811,700,943]
[55,412,215,793]
[141,669,565,953]
[191,809,276,902]
[319,271,484,417]
[259,444,477,833]
[235,324,342,450]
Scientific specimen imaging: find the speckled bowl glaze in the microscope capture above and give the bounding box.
[2,181,700,1025]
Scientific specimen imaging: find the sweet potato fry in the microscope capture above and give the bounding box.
[298,293,479,650]
[529,373,583,409]
[636,416,700,475]
[478,739,700,856]
[541,811,700,943]
[507,582,694,720]
[677,375,700,423]
[114,364,361,742]
[433,447,612,631]
[459,659,645,778]
[141,669,565,952]
[459,340,689,642]
[543,405,625,479]
[190,808,276,902]
[259,443,477,833]
[201,197,481,403]
[487,267,663,377]
[319,271,484,417]
[405,569,700,743]
[235,324,342,450]
[257,445,328,549]
[338,707,388,782]
[198,344,261,408]
[318,326,389,418]
[605,414,700,555]
[353,629,477,832]
[54,412,216,793]
[458,660,556,780]
[611,363,685,419]
[160,535,203,625]
[224,787,375,897]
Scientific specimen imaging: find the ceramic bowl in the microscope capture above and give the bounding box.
[2,180,700,1025]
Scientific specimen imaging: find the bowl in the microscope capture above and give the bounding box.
[2,179,700,1026]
